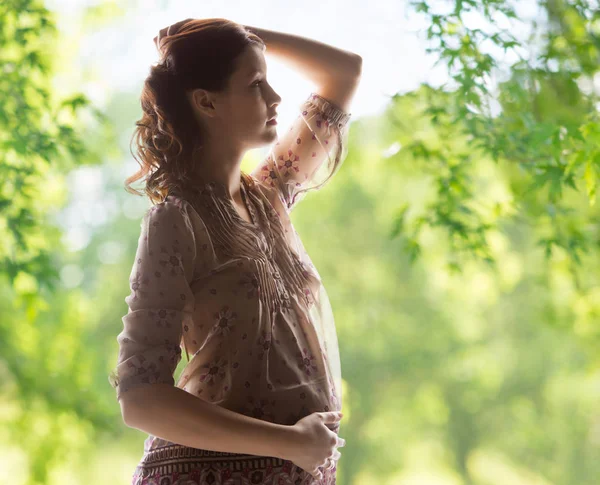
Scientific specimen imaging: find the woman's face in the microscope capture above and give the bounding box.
[189,44,282,150]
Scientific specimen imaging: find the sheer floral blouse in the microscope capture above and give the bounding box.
[109,92,351,458]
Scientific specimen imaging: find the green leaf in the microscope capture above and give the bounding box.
[584,160,597,205]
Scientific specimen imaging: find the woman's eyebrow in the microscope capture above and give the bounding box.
[247,69,264,78]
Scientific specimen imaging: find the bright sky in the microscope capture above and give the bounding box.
[48,0,445,119]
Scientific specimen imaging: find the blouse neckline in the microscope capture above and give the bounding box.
[170,171,259,229]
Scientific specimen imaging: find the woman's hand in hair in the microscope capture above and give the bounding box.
[154,18,194,54]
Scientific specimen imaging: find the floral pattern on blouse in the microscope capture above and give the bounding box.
[109,91,352,484]
[252,92,351,213]
[108,201,197,398]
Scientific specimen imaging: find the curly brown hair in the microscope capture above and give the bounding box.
[125,18,265,205]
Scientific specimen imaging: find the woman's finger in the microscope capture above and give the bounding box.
[154,18,194,53]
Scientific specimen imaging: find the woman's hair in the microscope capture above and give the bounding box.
[125,18,266,204]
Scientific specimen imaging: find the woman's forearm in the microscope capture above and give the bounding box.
[243,25,362,86]
[122,384,298,460]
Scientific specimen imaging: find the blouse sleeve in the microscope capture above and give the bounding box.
[108,199,197,402]
[251,92,352,213]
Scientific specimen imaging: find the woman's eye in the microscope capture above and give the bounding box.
[253,80,263,86]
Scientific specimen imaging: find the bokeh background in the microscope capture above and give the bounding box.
[1,0,599,484]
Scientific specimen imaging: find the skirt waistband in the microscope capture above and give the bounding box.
[135,443,288,479]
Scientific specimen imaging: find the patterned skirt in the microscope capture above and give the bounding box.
[131,444,337,485]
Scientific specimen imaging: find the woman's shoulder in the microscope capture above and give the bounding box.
[162,192,192,212]
[156,193,212,239]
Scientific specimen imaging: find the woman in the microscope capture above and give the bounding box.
[109,17,361,485]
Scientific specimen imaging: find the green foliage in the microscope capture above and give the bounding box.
[296,130,600,483]
[399,0,600,277]
[0,0,116,292]
[0,1,121,484]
